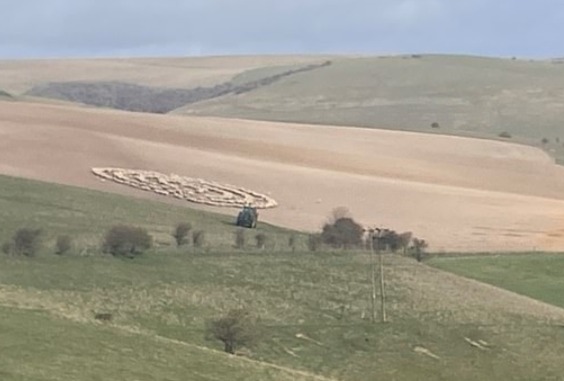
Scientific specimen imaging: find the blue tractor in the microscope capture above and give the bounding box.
[236,205,258,228]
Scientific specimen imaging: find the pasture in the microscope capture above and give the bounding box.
[1,176,564,380]
[430,253,564,309]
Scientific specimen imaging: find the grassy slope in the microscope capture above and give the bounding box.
[3,251,564,381]
[2,175,564,380]
[229,64,306,86]
[0,174,297,251]
[0,306,320,381]
[429,254,564,309]
[180,55,564,162]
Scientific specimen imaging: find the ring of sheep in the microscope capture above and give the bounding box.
[92,168,277,209]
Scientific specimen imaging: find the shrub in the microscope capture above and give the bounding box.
[206,308,258,354]
[542,137,549,145]
[321,217,364,249]
[2,242,13,255]
[376,229,400,252]
[55,235,73,255]
[398,232,413,253]
[255,233,268,249]
[234,229,246,249]
[94,312,113,322]
[13,228,42,257]
[288,234,297,252]
[411,238,429,262]
[431,122,440,128]
[498,131,512,138]
[192,230,205,248]
[372,229,413,253]
[173,222,192,246]
[307,233,322,252]
[102,225,153,257]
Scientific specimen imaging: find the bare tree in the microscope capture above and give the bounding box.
[173,222,192,246]
[206,309,258,354]
[234,229,246,249]
[411,238,429,262]
[327,207,352,224]
[55,235,73,255]
[13,228,43,257]
[307,233,322,252]
[288,234,297,252]
[255,233,268,249]
[398,232,413,254]
[192,230,205,248]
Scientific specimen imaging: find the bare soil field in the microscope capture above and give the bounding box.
[0,55,330,94]
[2,100,564,252]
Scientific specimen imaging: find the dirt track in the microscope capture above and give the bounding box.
[2,100,564,251]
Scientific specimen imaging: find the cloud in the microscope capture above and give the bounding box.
[381,0,445,27]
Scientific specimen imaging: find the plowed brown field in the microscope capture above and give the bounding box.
[3,100,564,251]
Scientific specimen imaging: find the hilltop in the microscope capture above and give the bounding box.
[5,54,564,162]
[176,55,564,162]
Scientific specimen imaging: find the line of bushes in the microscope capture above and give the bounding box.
[306,207,429,261]
[0,223,292,258]
[1,208,428,260]
[1,225,155,258]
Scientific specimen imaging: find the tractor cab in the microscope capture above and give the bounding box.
[236,205,258,228]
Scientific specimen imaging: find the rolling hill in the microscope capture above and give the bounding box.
[7,54,564,162]
[3,54,564,380]
[1,175,564,381]
[0,55,330,94]
[175,55,564,162]
[175,55,564,135]
[25,61,331,113]
[2,100,564,251]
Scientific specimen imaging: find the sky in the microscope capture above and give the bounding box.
[0,0,563,59]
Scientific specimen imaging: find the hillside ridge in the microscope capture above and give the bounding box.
[25,61,331,113]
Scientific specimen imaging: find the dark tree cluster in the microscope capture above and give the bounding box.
[102,225,153,257]
[371,229,412,253]
[3,228,43,257]
[321,217,364,249]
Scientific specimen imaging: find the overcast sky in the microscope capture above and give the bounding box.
[1,0,563,59]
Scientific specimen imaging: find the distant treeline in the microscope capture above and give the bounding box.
[26,61,332,114]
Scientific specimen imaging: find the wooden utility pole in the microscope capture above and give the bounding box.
[379,247,387,323]
[370,231,377,324]
[369,228,387,324]
[365,228,377,324]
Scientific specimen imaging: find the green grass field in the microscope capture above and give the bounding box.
[179,55,564,163]
[0,174,299,252]
[2,175,564,380]
[430,254,564,309]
